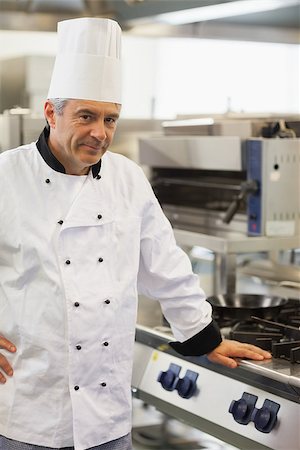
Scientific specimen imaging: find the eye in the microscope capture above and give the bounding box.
[80,114,92,121]
[105,117,117,125]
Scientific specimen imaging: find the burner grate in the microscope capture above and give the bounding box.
[272,341,300,363]
[229,328,282,352]
[229,301,300,364]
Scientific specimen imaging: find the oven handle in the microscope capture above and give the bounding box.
[222,179,258,224]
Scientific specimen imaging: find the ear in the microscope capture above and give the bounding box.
[44,101,56,128]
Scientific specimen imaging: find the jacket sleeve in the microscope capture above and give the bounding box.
[137,178,222,355]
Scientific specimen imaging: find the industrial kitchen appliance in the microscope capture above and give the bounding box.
[138,117,300,293]
[132,297,300,450]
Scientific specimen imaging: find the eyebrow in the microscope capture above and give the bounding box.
[75,109,97,117]
[76,108,120,119]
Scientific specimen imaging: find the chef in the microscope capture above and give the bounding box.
[0,17,271,450]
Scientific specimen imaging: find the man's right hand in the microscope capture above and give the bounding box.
[0,336,16,384]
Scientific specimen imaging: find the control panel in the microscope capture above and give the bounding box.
[246,138,300,237]
[157,363,198,399]
[229,392,280,433]
[133,343,300,450]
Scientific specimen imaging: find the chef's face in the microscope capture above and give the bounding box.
[44,99,121,175]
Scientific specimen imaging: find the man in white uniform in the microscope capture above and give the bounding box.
[0,17,271,450]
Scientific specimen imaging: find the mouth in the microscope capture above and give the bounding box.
[81,143,103,152]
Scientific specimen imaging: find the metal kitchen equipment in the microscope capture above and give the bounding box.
[138,118,300,293]
[207,294,288,322]
[0,108,45,152]
[132,297,300,450]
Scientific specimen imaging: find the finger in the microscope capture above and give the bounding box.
[0,371,7,384]
[228,348,268,360]
[0,336,16,353]
[240,344,272,358]
[232,343,272,359]
[0,354,14,377]
[207,353,238,369]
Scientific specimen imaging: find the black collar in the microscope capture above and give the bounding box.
[36,126,101,178]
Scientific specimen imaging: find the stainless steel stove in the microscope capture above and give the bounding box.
[132,312,300,450]
[133,118,300,449]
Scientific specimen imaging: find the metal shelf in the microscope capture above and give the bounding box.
[173,228,300,255]
[173,228,300,294]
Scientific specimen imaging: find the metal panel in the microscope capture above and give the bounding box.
[133,341,300,450]
[139,136,243,171]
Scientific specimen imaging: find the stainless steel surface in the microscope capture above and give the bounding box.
[0,110,45,151]
[0,57,27,113]
[0,55,56,114]
[139,135,243,171]
[133,325,300,450]
[207,294,288,321]
[135,323,300,389]
[173,228,300,254]
[162,117,300,138]
[140,136,300,235]
[173,227,300,294]
[0,111,21,151]
[140,129,300,293]
[165,205,247,235]
[239,358,300,389]
[239,259,300,285]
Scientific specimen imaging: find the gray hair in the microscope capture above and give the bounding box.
[48,98,69,115]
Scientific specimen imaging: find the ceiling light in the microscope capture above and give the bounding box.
[154,0,300,25]
[162,118,214,127]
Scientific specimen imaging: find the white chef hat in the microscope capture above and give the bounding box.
[47,17,122,104]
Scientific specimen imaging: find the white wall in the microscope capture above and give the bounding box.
[154,38,300,117]
[0,30,57,58]
[0,30,299,118]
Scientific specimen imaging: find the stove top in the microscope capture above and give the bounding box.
[135,323,300,392]
[133,324,300,450]
[214,298,300,365]
[229,317,300,363]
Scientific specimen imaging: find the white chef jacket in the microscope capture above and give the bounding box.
[0,139,217,450]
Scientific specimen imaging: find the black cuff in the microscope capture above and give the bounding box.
[169,320,222,357]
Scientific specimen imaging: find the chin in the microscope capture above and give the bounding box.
[81,153,103,165]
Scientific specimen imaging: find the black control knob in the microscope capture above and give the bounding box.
[253,407,271,430]
[251,399,280,433]
[229,399,248,423]
[157,363,181,391]
[175,369,198,399]
[229,392,258,425]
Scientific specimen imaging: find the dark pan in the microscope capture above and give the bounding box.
[207,294,288,321]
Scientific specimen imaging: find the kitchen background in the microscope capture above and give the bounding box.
[0,1,299,449]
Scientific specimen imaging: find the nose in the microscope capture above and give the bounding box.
[90,120,107,141]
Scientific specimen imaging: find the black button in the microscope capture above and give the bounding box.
[65,260,71,265]
[98,257,103,263]
[97,214,102,220]
[96,175,101,180]
[101,382,107,387]
[74,302,80,307]
[76,345,82,350]
[103,342,109,347]
[74,385,79,391]
[58,220,64,225]
[104,299,110,305]
[45,178,50,184]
